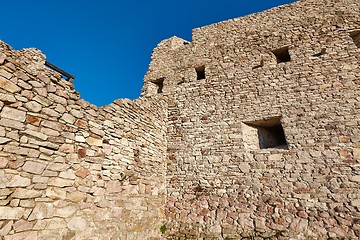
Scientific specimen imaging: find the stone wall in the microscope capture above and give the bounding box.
[0,42,167,239]
[1,0,360,239]
[143,0,360,239]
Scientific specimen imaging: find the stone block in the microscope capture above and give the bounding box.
[0,107,26,122]
[0,76,20,93]
[7,175,31,187]
[67,216,87,231]
[0,207,24,220]
[22,161,46,174]
[24,101,42,113]
[11,189,42,199]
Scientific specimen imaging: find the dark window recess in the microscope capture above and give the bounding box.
[178,78,185,85]
[312,48,326,57]
[272,46,291,63]
[244,117,288,149]
[196,66,205,80]
[350,30,360,48]
[252,59,265,69]
[152,78,164,93]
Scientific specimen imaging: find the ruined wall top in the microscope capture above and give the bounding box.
[142,0,359,96]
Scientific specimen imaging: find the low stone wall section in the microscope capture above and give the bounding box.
[0,41,167,240]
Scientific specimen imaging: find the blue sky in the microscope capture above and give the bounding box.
[1,0,296,106]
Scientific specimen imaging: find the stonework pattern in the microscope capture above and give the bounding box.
[0,0,360,239]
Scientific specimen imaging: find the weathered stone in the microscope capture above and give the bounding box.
[0,93,16,103]
[4,231,38,240]
[0,137,11,144]
[351,199,360,207]
[239,163,251,173]
[22,161,46,174]
[48,178,73,187]
[67,191,87,203]
[0,157,8,168]
[46,217,67,230]
[26,115,41,126]
[0,1,358,239]
[0,53,6,65]
[86,137,102,146]
[48,93,67,105]
[0,126,5,137]
[75,167,90,178]
[59,144,74,153]
[67,216,87,231]
[59,169,76,179]
[24,129,48,140]
[0,76,20,93]
[75,135,86,142]
[350,175,360,182]
[28,203,54,221]
[60,113,76,124]
[0,69,12,79]
[7,175,31,187]
[24,101,42,113]
[13,219,34,232]
[45,187,66,200]
[40,127,60,137]
[12,189,42,199]
[0,220,13,236]
[0,207,24,220]
[54,205,76,218]
[47,162,68,172]
[0,118,24,130]
[268,154,283,161]
[77,148,87,158]
[354,148,360,160]
[106,180,122,193]
[0,106,26,122]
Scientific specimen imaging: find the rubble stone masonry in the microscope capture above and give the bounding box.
[0,0,360,239]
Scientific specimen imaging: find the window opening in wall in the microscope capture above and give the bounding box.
[178,78,185,85]
[252,59,265,69]
[272,46,291,63]
[151,77,164,93]
[312,48,326,57]
[242,116,288,150]
[196,66,205,80]
[350,30,360,48]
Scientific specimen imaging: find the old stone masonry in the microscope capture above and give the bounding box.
[0,0,359,239]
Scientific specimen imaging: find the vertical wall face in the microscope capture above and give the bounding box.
[144,0,360,239]
[0,42,167,239]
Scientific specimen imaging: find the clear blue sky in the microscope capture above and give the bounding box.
[1,0,296,106]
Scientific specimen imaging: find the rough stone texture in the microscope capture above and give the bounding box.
[141,0,359,239]
[0,0,359,239]
[0,38,166,239]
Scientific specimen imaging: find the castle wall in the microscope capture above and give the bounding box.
[144,0,360,238]
[0,42,167,239]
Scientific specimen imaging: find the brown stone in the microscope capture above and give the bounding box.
[77,148,87,158]
[75,167,90,178]
[26,116,41,126]
[75,119,88,128]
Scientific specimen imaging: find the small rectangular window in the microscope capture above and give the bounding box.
[350,30,360,48]
[195,66,205,80]
[272,46,291,63]
[150,77,164,94]
[242,117,288,150]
